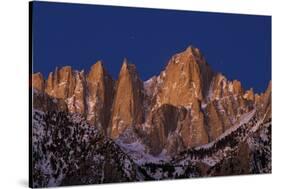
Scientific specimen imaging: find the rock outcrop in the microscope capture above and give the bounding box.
[31,44,271,186]
[65,70,87,115]
[86,61,114,132]
[31,45,271,156]
[204,101,224,141]
[45,66,76,99]
[155,46,213,107]
[32,72,45,92]
[109,59,144,139]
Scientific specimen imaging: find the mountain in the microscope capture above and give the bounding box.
[86,61,114,133]
[31,45,271,187]
[109,59,145,139]
[32,104,139,187]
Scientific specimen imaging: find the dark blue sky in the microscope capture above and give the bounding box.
[32,1,271,93]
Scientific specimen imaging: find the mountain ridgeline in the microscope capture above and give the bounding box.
[31,45,271,187]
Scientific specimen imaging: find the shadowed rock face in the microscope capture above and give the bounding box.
[147,104,182,154]
[204,101,224,141]
[109,59,145,139]
[147,102,208,155]
[33,89,68,112]
[31,45,271,156]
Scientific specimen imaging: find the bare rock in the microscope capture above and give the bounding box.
[156,46,213,107]
[86,61,114,132]
[32,72,45,92]
[109,59,144,139]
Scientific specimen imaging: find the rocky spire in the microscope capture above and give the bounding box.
[154,45,213,107]
[31,45,271,157]
[68,70,87,114]
[86,60,114,133]
[43,66,88,115]
[45,66,76,99]
[109,58,144,139]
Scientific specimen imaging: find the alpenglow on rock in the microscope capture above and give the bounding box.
[109,59,145,139]
[155,46,213,107]
[32,72,45,92]
[31,45,271,156]
[86,61,114,133]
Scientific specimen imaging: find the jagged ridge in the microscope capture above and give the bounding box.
[32,44,271,166]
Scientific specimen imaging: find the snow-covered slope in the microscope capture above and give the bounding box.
[32,109,139,188]
[132,110,271,180]
[31,90,271,186]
